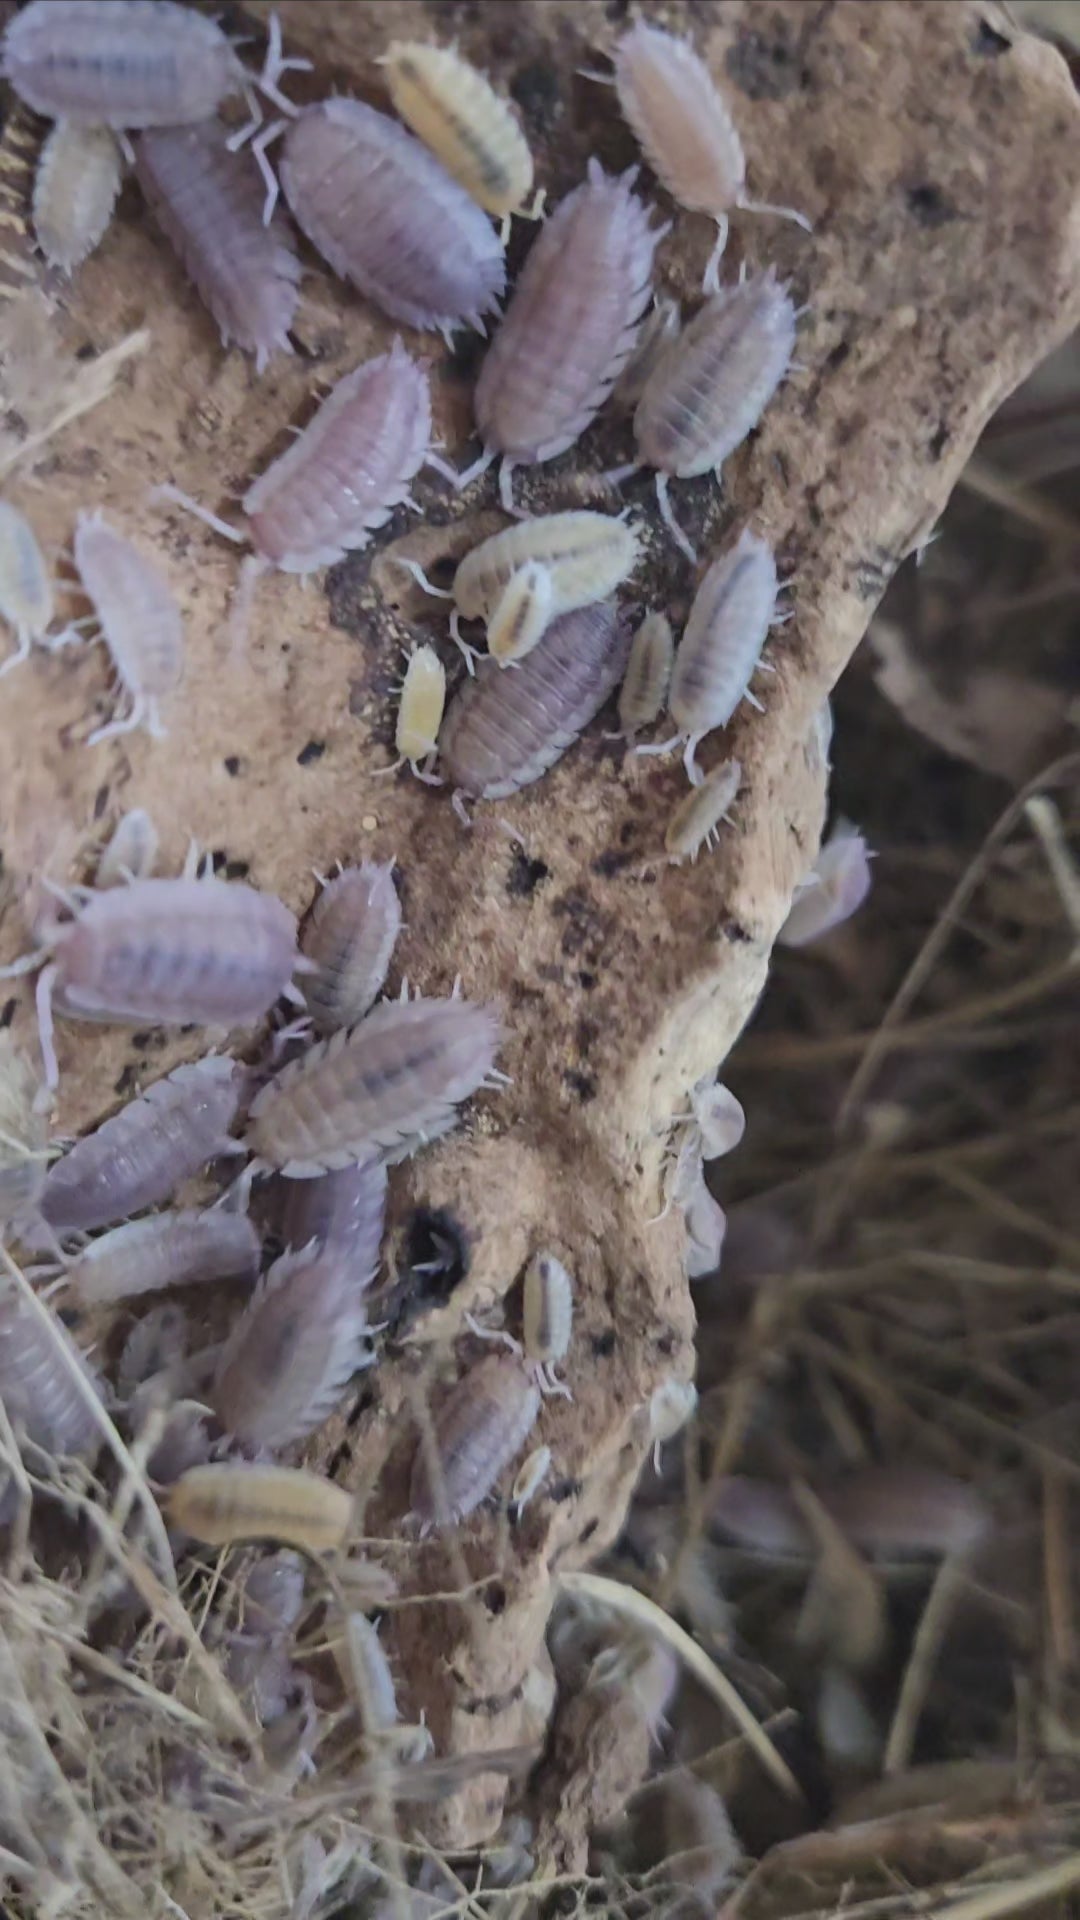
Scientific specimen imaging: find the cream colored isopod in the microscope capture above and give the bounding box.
[380,40,540,235]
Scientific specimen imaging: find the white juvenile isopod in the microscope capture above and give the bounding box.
[689,1078,745,1159]
[663,758,742,862]
[609,19,809,292]
[1,877,301,1090]
[522,1251,574,1400]
[211,1244,375,1450]
[510,1442,552,1516]
[0,1034,49,1231]
[95,808,159,888]
[649,526,778,780]
[614,612,673,739]
[69,511,184,744]
[245,994,502,1177]
[627,270,798,562]
[647,1375,698,1469]
[0,500,54,676]
[64,1206,260,1306]
[777,821,873,947]
[379,41,539,235]
[409,1350,541,1531]
[466,160,662,511]
[384,643,445,782]
[168,1461,353,1552]
[301,863,402,1035]
[33,121,122,274]
[486,561,554,667]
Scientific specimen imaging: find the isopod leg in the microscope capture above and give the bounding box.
[451,790,473,829]
[600,460,641,490]
[533,1363,573,1403]
[631,732,680,762]
[449,612,480,676]
[254,14,312,116]
[655,474,697,565]
[391,556,454,600]
[464,1312,522,1356]
[35,964,59,1091]
[701,214,729,296]
[87,698,147,747]
[738,193,813,234]
[247,120,289,225]
[150,483,245,545]
[409,755,443,788]
[682,736,705,786]
[498,461,524,518]
[0,628,30,678]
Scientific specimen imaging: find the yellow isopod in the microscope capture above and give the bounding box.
[380,40,539,233]
[386,642,446,784]
[168,1462,353,1553]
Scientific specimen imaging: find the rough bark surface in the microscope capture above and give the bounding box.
[1,0,1079,1859]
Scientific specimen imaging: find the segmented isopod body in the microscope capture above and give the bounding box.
[473,160,660,509]
[95,808,159,888]
[664,758,742,862]
[117,1301,189,1396]
[136,119,300,372]
[2,1,253,128]
[487,561,553,667]
[393,643,445,776]
[278,97,506,336]
[169,1461,353,1551]
[339,1609,399,1731]
[280,1156,388,1263]
[611,20,808,292]
[667,527,778,778]
[778,822,873,947]
[381,41,535,225]
[440,600,630,800]
[633,270,797,560]
[522,1251,573,1398]
[0,1034,48,1228]
[73,511,183,743]
[0,500,53,677]
[301,863,401,1034]
[212,1244,374,1450]
[409,1351,540,1530]
[33,121,121,273]
[66,1207,260,1306]
[616,612,673,737]
[41,1054,242,1234]
[612,297,681,413]
[0,1285,102,1455]
[246,995,501,1177]
[454,511,640,627]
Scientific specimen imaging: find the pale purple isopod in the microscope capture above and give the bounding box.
[440,599,631,801]
[1,0,296,130]
[240,1550,307,1637]
[684,1175,726,1280]
[409,1351,540,1531]
[1,877,300,1090]
[71,511,184,744]
[652,529,777,781]
[690,1079,745,1159]
[611,20,809,293]
[630,269,798,562]
[778,821,873,947]
[0,1284,102,1456]
[663,758,742,860]
[0,500,54,678]
[40,1054,242,1235]
[154,340,432,641]
[301,862,402,1035]
[136,118,300,373]
[470,159,661,511]
[279,1156,388,1267]
[245,995,502,1177]
[66,1206,260,1306]
[274,96,506,338]
[116,1301,189,1398]
[522,1251,573,1400]
[211,1244,374,1450]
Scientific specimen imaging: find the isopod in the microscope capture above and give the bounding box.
[337,1608,398,1731]
[689,1079,745,1159]
[40,1054,242,1235]
[469,160,661,510]
[653,527,778,780]
[280,1156,388,1264]
[522,1251,573,1399]
[440,599,631,802]
[95,808,159,888]
[117,1301,189,1397]
[71,511,184,743]
[168,1461,353,1552]
[380,41,537,233]
[241,1550,307,1637]
[1,877,300,1090]
[510,1442,552,1515]
[610,19,808,292]
[154,341,432,642]
[614,612,673,738]
[0,1034,48,1230]
[684,1176,726,1279]
[386,643,445,781]
[1,0,300,129]
[777,821,873,947]
[65,1206,260,1306]
[0,500,54,677]
[245,994,502,1177]
[612,296,681,413]
[272,96,506,337]
[409,1351,540,1531]
[33,121,121,274]
[136,118,300,373]
[664,759,742,861]
[486,561,554,667]
[212,1244,374,1450]
[301,862,401,1034]
[648,1375,697,1468]
[0,1283,102,1456]
[630,270,798,561]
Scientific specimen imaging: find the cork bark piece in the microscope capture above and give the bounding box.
[1,0,1079,1857]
